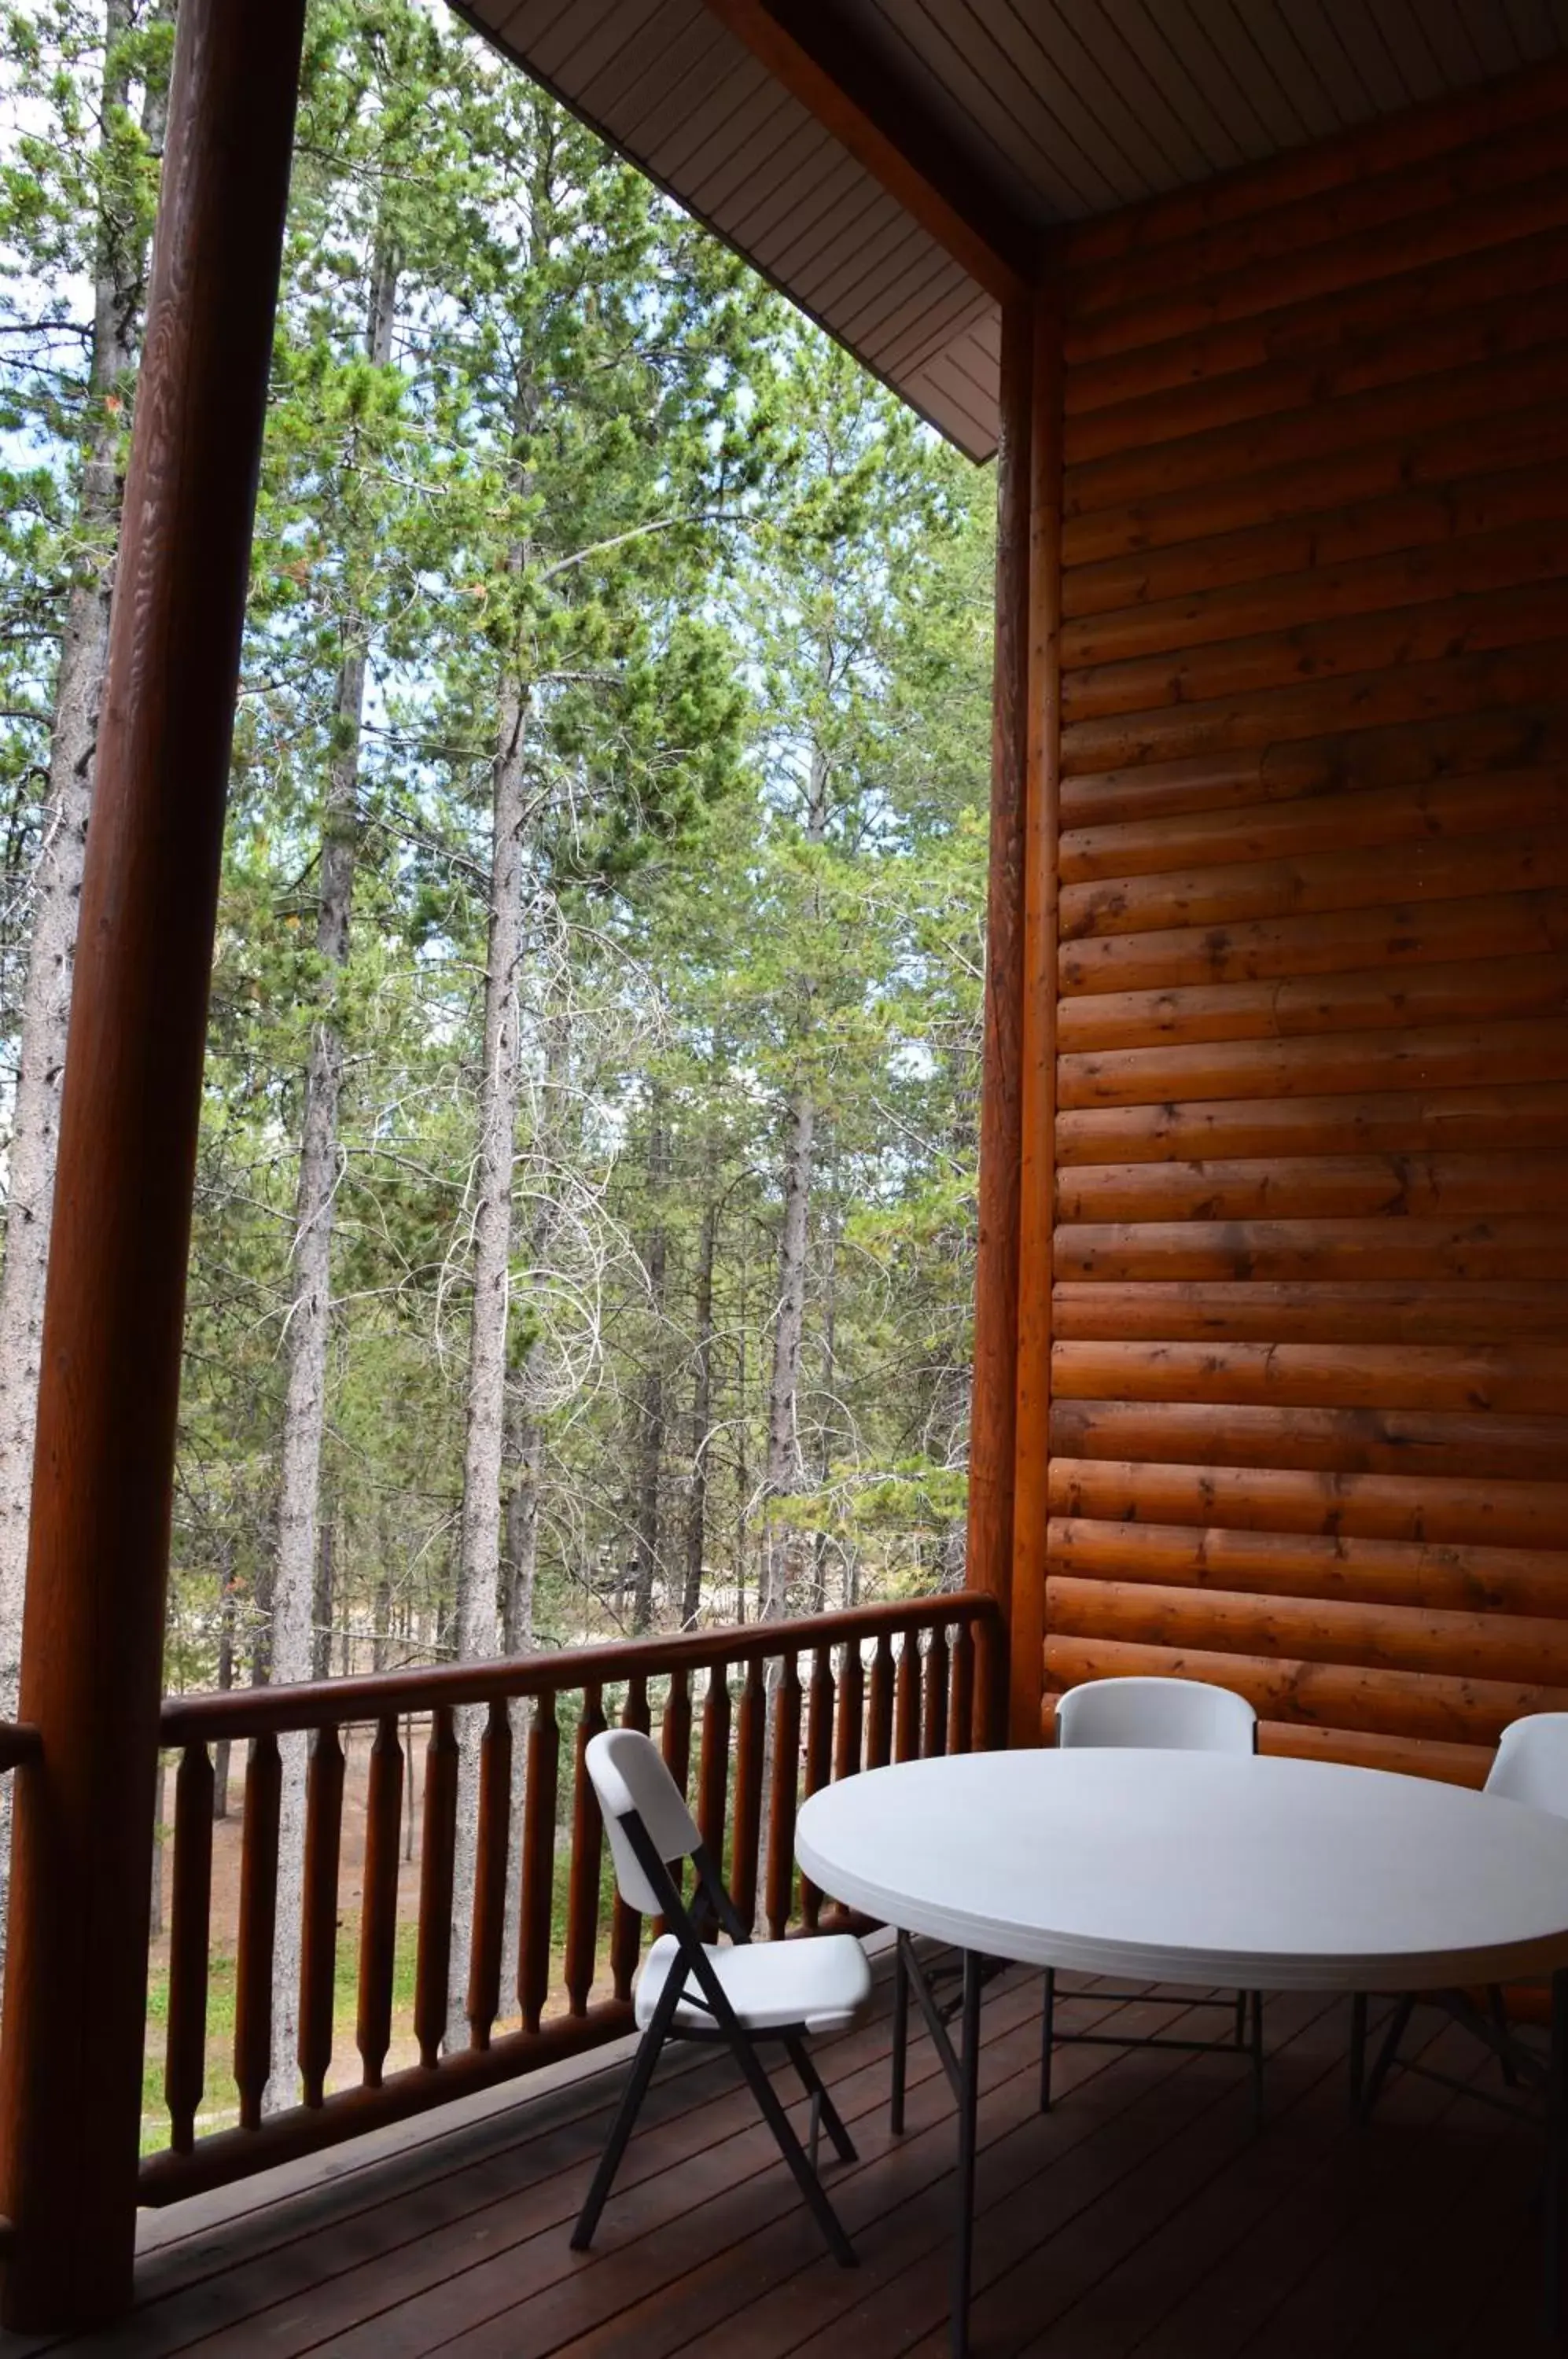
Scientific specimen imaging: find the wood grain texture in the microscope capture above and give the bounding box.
[1059,891,1568,999]
[1049,1398,1568,1481]
[1056,1082,1568,1165]
[1058,766,1568,886]
[356,1717,403,2089]
[1053,1279,1568,1343]
[1050,1337,1568,1415]
[1047,1456,1568,1551]
[966,296,1031,1636]
[1042,1632,1568,1745]
[1010,285,1061,1746]
[1018,102,1568,1776]
[1055,1152,1568,1222]
[1045,1576,1568,1684]
[1047,1517,1568,1618]
[0,0,309,2326]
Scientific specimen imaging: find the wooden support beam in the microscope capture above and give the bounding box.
[698,0,1032,304]
[0,0,307,2328]
[1010,280,1063,1748]
[964,296,1032,1665]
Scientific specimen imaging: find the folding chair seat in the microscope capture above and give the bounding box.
[635,1928,870,2035]
[571,1724,870,2268]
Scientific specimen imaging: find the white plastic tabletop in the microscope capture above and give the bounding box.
[794,1750,1568,1993]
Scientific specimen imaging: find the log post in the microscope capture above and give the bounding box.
[1010,268,1063,1748]
[0,0,307,2325]
[965,294,1032,1700]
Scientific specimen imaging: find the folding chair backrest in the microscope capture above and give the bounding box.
[1486,1713,1568,1816]
[1056,1673,1256,1754]
[586,1727,703,1915]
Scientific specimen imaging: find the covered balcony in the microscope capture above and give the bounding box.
[0,2,1564,2352]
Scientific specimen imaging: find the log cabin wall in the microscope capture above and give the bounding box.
[1034,68,1568,1788]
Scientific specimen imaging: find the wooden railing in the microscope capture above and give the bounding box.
[0,1719,40,2261]
[141,1592,1003,2203]
[0,1724,40,1775]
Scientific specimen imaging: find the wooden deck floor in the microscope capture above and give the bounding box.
[4,1949,1555,2358]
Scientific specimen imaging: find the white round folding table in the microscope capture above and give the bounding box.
[796,1749,1568,2358]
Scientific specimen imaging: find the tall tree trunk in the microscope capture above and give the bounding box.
[756,734,829,1927]
[759,739,830,1623]
[502,1383,541,1661]
[498,1377,541,2013]
[447,635,530,2049]
[372,1523,393,1675]
[0,0,168,1969]
[631,1103,668,1635]
[213,1541,236,1820]
[811,1197,837,1613]
[760,1088,813,1622]
[682,1173,716,1628]
[267,228,401,2112]
[311,1507,334,1681]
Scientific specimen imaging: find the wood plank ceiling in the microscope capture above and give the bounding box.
[458,1,1568,458]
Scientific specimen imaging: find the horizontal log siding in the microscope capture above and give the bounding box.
[1041,85,1568,1787]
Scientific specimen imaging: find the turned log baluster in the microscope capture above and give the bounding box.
[894,1630,922,1764]
[800,1645,834,1930]
[234,1733,282,2131]
[165,1743,215,2155]
[357,1716,403,2088]
[662,1665,693,1801]
[657,1667,694,1931]
[765,1652,802,1941]
[922,1622,951,1757]
[835,1638,864,1780]
[695,1661,731,1934]
[414,1709,458,2070]
[466,1698,513,2052]
[950,1618,976,1754]
[564,1685,607,2019]
[298,1725,345,2109]
[867,1632,895,1768]
[609,1676,651,2002]
[518,1690,559,2035]
[731,1656,767,1929]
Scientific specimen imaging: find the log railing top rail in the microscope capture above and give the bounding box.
[159,1592,999,1740]
[0,1723,42,1773]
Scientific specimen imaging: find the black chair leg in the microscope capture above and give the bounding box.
[1234,1990,1247,2048]
[891,1933,909,2133]
[786,2034,857,2163]
[1040,1965,1056,2114]
[1250,1990,1265,2131]
[723,2022,858,2267]
[571,2012,670,2251]
[1360,1992,1416,2124]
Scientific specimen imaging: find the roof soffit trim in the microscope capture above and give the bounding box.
[698,0,1036,305]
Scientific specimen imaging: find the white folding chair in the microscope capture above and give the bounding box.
[570,1726,870,2267]
[1356,1712,1568,2118]
[1042,1676,1264,2122]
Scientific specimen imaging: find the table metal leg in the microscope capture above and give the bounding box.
[951,1949,982,2359]
[892,1930,910,2134]
[1349,1992,1367,2122]
[1546,1967,1568,2337]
